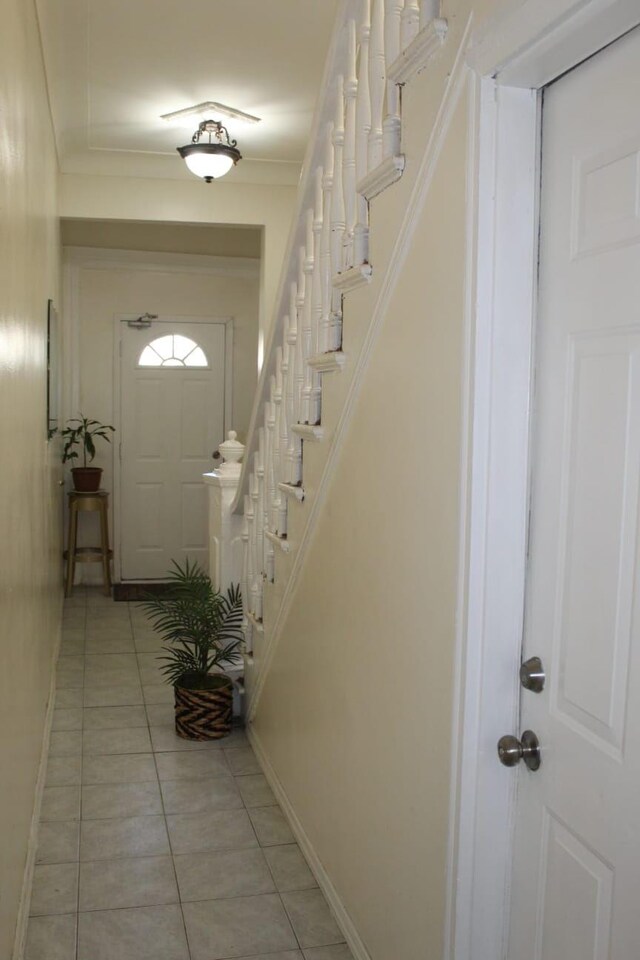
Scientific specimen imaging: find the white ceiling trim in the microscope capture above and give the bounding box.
[35,0,339,186]
[63,245,260,278]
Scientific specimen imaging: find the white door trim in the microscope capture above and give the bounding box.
[112,314,234,582]
[451,3,640,959]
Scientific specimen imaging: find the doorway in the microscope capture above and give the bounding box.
[116,316,231,580]
[507,26,640,958]
[453,7,640,960]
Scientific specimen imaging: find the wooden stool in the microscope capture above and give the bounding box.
[65,490,113,597]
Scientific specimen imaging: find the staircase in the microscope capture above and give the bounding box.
[227,0,449,715]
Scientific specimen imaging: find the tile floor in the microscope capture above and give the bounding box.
[27,587,353,960]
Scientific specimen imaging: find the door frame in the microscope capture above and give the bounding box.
[451,2,640,958]
[113,313,234,582]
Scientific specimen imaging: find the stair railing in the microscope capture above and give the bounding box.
[222,0,447,652]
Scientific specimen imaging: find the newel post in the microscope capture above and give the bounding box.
[203,431,245,593]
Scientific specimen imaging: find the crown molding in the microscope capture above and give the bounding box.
[63,245,260,278]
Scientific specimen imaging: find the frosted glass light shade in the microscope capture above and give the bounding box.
[178,144,238,182]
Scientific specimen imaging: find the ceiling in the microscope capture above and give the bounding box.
[36,0,340,186]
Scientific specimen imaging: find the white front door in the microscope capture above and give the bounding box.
[119,319,227,580]
[508,28,640,959]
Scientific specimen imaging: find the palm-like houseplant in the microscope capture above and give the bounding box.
[61,414,115,492]
[141,559,244,740]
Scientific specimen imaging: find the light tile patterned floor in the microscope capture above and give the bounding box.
[27,588,353,960]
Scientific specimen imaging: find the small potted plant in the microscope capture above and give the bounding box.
[61,414,115,492]
[141,559,244,740]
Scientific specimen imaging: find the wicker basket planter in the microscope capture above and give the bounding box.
[174,675,233,740]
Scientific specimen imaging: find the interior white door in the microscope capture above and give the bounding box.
[508,28,640,960]
[119,319,226,580]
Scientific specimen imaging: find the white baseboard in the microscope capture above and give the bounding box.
[12,617,62,960]
[247,726,371,960]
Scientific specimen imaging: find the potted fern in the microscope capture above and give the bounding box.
[141,559,244,740]
[61,414,115,492]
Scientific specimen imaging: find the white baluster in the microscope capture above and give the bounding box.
[240,495,253,654]
[330,79,345,350]
[384,1,403,158]
[282,282,296,479]
[288,259,303,485]
[320,123,334,356]
[281,372,294,507]
[368,0,385,171]
[355,0,371,264]
[264,393,276,582]
[301,195,318,425]
[331,76,346,281]
[272,355,284,537]
[265,541,275,585]
[295,247,305,341]
[401,0,420,49]
[241,496,252,648]
[248,478,259,618]
[253,444,264,620]
[342,19,358,272]
[308,165,324,422]
[259,431,273,586]
[420,0,439,30]
[280,327,292,530]
[266,375,278,530]
[297,219,312,429]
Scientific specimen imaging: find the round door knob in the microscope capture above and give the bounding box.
[497,735,522,767]
[520,656,545,693]
[497,730,541,771]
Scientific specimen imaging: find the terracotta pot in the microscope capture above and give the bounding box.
[71,467,103,492]
[174,676,233,740]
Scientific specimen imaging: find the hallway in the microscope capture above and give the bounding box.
[28,589,351,960]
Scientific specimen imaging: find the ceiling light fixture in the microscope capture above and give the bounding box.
[161,101,261,125]
[177,119,242,183]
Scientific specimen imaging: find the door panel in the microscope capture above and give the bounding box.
[508,27,640,959]
[135,483,163,549]
[573,137,640,258]
[180,380,212,458]
[555,335,640,753]
[136,380,165,458]
[119,320,226,579]
[538,812,613,960]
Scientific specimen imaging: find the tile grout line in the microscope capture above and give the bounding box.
[78,589,88,960]
[232,754,302,951]
[148,642,194,960]
[53,593,344,960]
[76,589,86,960]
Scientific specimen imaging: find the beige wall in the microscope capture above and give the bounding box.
[59,175,297,357]
[61,219,261,259]
[0,1,61,956]
[248,4,496,959]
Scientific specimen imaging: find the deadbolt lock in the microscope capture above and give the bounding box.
[497,730,541,771]
[520,656,545,693]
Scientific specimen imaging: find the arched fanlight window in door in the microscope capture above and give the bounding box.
[138,334,209,368]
